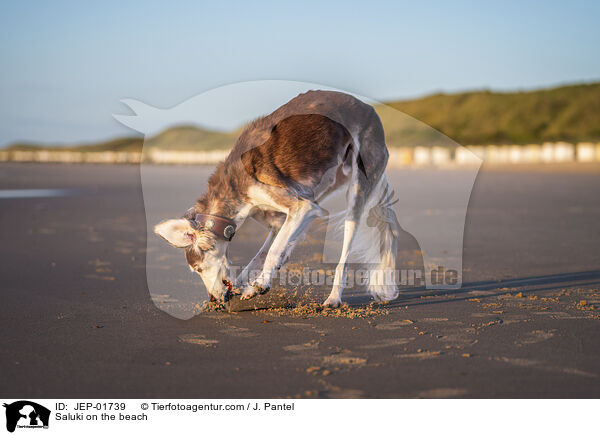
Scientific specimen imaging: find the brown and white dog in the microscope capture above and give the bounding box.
[154,90,400,307]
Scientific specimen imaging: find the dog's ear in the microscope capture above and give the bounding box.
[154,219,197,248]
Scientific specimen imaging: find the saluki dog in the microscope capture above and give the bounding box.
[155,90,400,307]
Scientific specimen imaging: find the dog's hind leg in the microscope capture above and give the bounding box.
[323,218,359,307]
[365,176,400,301]
[323,161,367,307]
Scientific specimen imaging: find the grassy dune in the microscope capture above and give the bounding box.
[386,82,600,145]
[7,125,235,153]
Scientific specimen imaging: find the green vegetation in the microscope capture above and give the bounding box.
[384,82,600,145]
[5,82,600,151]
[143,125,237,150]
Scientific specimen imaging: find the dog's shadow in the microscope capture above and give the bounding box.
[348,269,600,309]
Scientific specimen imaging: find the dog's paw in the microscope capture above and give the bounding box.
[240,286,258,300]
[240,282,269,300]
[257,284,270,295]
[323,296,342,308]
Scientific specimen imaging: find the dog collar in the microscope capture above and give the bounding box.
[190,213,237,241]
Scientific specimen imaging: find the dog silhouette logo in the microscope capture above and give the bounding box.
[3,401,50,432]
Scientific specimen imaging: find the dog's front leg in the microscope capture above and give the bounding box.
[241,201,322,299]
[235,229,277,289]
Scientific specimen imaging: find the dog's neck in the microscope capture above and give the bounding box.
[194,194,252,228]
[194,163,253,228]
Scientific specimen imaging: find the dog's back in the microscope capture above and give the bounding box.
[229,90,389,200]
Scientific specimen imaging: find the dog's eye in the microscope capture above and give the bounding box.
[193,265,202,273]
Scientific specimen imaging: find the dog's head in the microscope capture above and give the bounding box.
[154,217,233,302]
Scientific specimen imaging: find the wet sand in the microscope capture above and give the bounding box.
[1,162,599,398]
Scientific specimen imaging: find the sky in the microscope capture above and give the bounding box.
[0,0,599,147]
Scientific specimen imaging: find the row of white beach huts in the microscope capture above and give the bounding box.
[389,142,600,167]
[1,142,600,166]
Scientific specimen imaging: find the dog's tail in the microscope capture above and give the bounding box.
[351,175,400,301]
